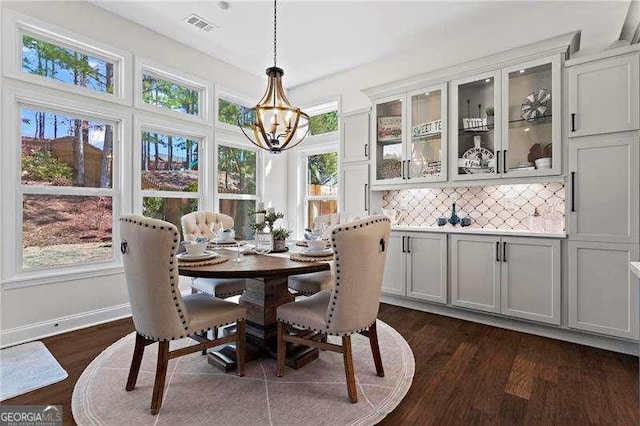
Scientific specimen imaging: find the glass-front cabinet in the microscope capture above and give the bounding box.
[451,70,501,181]
[502,55,561,177]
[372,84,447,185]
[373,94,405,184]
[407,84,447,182]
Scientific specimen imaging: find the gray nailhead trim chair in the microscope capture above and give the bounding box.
[181,211,246,301]
[119,215,247,415]
[275,216,391,403]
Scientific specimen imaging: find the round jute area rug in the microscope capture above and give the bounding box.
[72,320,414,425]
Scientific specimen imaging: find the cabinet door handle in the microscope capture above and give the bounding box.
[496,150,501,174]
[407,236,411,253]
[364,183,368,211]
[503,241,507,262]
[503,150,508,174]
[402,236,406,253]
[407,160,411,179]
[496,241,501,262]
[571,113,576,132]
[401,161,406,179]
[571,171,576,212]
[364,143,369,158]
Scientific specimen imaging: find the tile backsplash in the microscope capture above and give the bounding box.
[382,182,565,231]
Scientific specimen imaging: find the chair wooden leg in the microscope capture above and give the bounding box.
[368,321,385,377]
[236,320,246,377]
[276,321,286,377]
[342,335,358,403]
[126,332,147,391]
[200,330,209,355]
[150,341,169,415]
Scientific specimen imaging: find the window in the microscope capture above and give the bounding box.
[306,152,338,227]
[217,96,254,129]
[19,105,117,270]
[217,144,258,239]
[134,57,211,122]
[309,110,338,136]
[3,10,130,103]
[139,129,201,232]
[142,73,199,115]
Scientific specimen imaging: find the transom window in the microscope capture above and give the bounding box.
[306,152,338,227]
[142,73,200,116]
[217,96,254,128]
[19,105,117,270]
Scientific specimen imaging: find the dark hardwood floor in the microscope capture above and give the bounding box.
[5,303,639,425]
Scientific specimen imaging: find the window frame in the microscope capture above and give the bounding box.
[215,135,262,232]
[304,149,339,229]
[133,114,213,227]
[1,85,132,284]
[304,100,340,139]
[2,9,132,106]
[215,87,256,133]
[134,56,213,124]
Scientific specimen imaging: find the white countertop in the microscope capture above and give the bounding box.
[631,262,640,280]
[391,225,566,239]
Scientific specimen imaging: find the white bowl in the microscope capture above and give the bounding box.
[534,157,552,169]
[307,240,326,252]
[184,241,208,256]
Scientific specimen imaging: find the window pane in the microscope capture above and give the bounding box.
[309,110,338,135]
[143,197,198,235]
[219,199,255,240]
[21,107,114,188]
[22,34,114,94]
[218,98,252,127]
[307,152,338,196]
[307,200,337,228]
[218,145,256,195]
[22,195,113,269]
[142,74,199,115]
[141,131,198,192]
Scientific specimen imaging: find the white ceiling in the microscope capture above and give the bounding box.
[93,1,630,88]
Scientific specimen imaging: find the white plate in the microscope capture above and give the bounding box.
[177,251,218,261]
[302,248,333,257]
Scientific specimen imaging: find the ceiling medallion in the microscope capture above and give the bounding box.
[238,0,309,154]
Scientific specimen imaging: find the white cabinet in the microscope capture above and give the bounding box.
[451,234,561,323]
[568,136,639,244]
[406,232,447,303]
[568,241,639,339]
[568,53,640,137]
[341,110,370,163]
[341,163,369,217]
[381,231,447,304]
[381,232,406,296]
[501,237,561,324]
[450,235,501,313]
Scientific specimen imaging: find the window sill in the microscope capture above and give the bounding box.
[2,264,124,290]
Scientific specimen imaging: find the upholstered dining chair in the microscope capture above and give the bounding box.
[288,213,361,297]
[181,211,246,301]
[119,215,247,415]
[276,216,391,403]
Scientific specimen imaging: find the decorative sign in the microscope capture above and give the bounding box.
[412,119,442,138]
[255,232,274,251]
[377,116,402,142]
[459,135,494,174]
[462,117,489,132]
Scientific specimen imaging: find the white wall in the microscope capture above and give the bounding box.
[0,0,273,346]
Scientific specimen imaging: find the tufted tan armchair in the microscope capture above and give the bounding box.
[181,211,246,301]
[288,213,362,297]
[276,216,390,403]
[119,215,247,415]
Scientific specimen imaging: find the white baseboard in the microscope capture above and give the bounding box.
[381,295,640,356]
[0,303,132,349]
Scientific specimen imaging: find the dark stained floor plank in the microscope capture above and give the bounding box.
[4,304,639,425]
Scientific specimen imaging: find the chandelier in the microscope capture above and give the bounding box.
[238,0,309,153]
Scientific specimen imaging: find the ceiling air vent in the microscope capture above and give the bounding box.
[184,14,218,32]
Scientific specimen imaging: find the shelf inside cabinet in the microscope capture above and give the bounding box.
[508,114,552,128]
[412,132,442,142]
[377,137,403,146]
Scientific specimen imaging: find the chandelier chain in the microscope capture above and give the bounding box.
[273,0,277,67]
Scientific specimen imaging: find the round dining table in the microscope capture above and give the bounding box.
[178,248,331,372]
